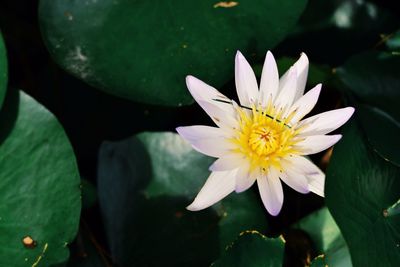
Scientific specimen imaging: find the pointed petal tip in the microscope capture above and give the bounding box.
[235,50,244,58]
[264,195,283,216]
[175,126,188,139]
[266,50,274,58]
[186,203,200,211]
[333,134,343,143]
[268,207,281,216]
[185,75,196,90]
[299,52,309,62]
[346,106,356,115]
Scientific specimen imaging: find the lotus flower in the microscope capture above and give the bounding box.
[177,51,354,215]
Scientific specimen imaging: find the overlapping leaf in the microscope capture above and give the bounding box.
[325,121,400,266]
[97,132,267,266]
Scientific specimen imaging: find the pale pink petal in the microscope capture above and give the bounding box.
[209,154,245,171]
[235,165,256,193]
[298,107,355,136]
[287,84,321,124]
[186,76,236,121]
[186,170,236,211]
[259,51,279,107]
[294,135,342,155]
[279,167,310,194]
[285,155,325,197]
[279,53,309,101]
[198,100,238,129]
[176,125,225,143]
[257,169,284,216]
[235,51,259,106]
[275,67,298,110]
[191,138,235,158]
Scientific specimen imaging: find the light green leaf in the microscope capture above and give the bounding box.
[295,207,352,267]
[385,29,400,52]
[0,90,81,266]
[38,0,307,106]
[97,132,267,266]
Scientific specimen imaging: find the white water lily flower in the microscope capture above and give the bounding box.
[176,51,354,216]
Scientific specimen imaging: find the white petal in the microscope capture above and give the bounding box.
[279,167,310,194]
[209,154,245,171]
[186,76,236,122]
[275,67,297,109]
[280,53,309,101]
[286,155,325,197]
[235,51,259,106]
[198,100,238,129]
[187,170,236,211]
[294,135,342,155]
[257,169,284,216]
[287,84,321,124]
[259,51,279,107]
[191,138,235,158]
[235,165,256,193]
[176,125,225,143]
[298,107,355,136]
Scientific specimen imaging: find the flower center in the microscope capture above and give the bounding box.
[248,125,279,157]
[232,105,298,171]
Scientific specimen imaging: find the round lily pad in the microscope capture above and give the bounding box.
[38,0,307,106]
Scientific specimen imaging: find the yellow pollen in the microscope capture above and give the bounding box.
[231,105,299,172]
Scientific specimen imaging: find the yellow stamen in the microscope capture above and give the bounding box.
[231,105,300,172]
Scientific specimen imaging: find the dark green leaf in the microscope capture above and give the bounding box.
[0,30,7,109]
[295,207,352,267]
[0,90,81,266]
[358,105,400,167]
[38,0,307,106]
[212,231,285,267]
[337,51,400,121]
[286,0,398,65]
[97,132,267,266]
[325,121,400,267]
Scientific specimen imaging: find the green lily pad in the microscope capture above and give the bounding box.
[97,132,267,266]
[0,30,7,109]
[0,90,81,266]
[212,231,285,267]
[38,0,307,106]
[295,207,352,267]
[337,51,400,121]
[325,121,400,266]
[358,105,400,167]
